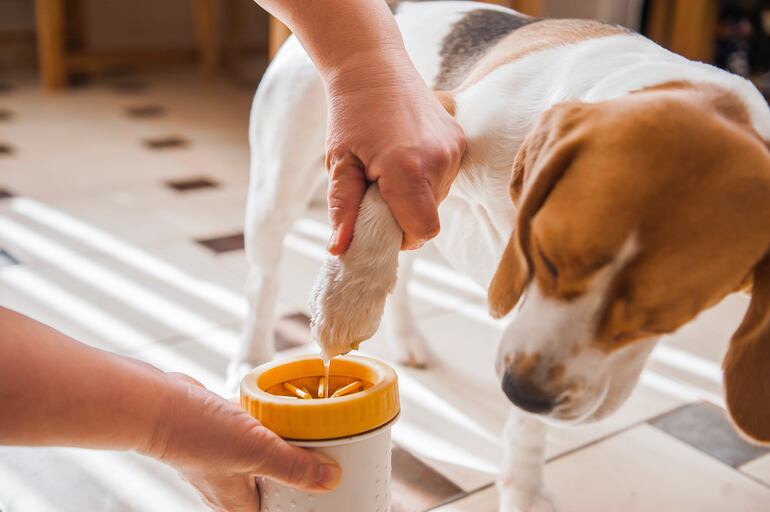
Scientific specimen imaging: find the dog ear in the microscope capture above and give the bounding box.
[488,103,587,318]
[724,252,770,445]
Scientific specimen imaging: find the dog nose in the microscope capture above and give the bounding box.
[501,371,556,414]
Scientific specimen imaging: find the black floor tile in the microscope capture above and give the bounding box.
[126,105,166,119]
[274,313,312,351]
[0,83,12,94]
[0,250,19,268]
[143,136,189,150]
[166,176,219,192]
[0,143,14,156]
[391,444,465,512]
[0,188,14,200]
[649,402,769,467]
[195,232,244,254]
[0,109,13,121]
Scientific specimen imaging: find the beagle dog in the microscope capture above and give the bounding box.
[232,2,770,510]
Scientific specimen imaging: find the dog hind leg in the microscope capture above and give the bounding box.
[385,250,432,368]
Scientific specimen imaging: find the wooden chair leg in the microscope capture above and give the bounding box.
[223,0,244,79]
[512,0,543,16]
[35,0,67,89]
[646,0,672,47]
[194,0,220,78]
[268,16,291,60]
[670,0,718,63]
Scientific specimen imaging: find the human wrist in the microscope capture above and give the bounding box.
[135,371,190,461]
[320,44,426,98]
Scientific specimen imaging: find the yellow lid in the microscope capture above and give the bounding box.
[240,355,400,440]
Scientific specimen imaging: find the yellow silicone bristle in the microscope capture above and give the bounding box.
[331,380,363,398]
[318,376,327,398]
[283,382,311,399]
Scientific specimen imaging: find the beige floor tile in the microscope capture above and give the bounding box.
[647,294,748,401]
[545,425,770,512]
[741,453,770,486]
[130,326,236,395]
[544,382,684,459]
[358,308,684,492]
[430,485,497,511]
[0,447,206,512]
[0,242,246,353]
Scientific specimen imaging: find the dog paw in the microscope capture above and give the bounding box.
[310,185,402,358]
[498,483,556,512]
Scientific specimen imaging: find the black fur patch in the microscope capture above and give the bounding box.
[434,9,537,90]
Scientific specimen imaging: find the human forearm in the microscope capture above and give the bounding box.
[0,307,171,452]
[256,0,421,87]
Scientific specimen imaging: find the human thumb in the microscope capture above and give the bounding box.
[327,154,367,255]
[255,429,342,492]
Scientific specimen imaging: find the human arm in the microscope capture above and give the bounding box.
[256,0,465,252]
[0,307,340,511]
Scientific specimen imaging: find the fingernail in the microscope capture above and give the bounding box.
[327,229,338,253]
[313,452,342,490]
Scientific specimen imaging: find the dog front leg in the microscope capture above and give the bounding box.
[310,184,402,358]
[498,408,556,512]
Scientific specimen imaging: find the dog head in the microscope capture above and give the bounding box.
[488,82,770,442]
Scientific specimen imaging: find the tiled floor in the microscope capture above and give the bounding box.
[1,68,769,512]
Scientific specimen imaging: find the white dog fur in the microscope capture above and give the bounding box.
[232,2,770,510]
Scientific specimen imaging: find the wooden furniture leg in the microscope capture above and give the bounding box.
[194,0,220,78]
[670,0,718,63]
[35,0,67,89]
[268,16,291,60]
[512,0,543,16]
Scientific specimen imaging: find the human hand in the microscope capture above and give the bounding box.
[324,55,465,254]
[144,373,341,512]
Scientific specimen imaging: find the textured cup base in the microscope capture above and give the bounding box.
[260,427,393,512]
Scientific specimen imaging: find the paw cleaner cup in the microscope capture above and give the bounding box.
[240,355,400,512]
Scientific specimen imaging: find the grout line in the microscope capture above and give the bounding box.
[646,423,770,491]
[543,401,693,465]
[424,482,495,511]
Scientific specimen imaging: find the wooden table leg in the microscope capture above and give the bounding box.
[194,0,220,78]
[268,16,291,60]
[35,0,67,89]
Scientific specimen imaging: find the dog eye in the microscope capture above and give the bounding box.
[539,248,559,280]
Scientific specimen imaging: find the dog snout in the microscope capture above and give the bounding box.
[501,371,557,414]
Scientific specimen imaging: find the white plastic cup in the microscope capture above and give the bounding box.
[240,355,400,512]
[259,417,396,512]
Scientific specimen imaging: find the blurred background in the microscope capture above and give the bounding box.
[0,0,768,91]
[1,1,770,512]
